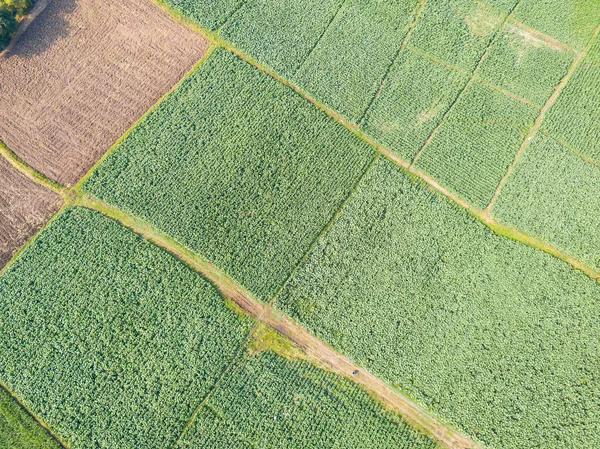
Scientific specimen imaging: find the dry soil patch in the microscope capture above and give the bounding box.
[0,157,62,268]
[0,0,208,185]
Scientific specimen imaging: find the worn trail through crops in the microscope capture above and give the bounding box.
[69,194,481,449]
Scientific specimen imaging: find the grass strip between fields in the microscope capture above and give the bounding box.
[70,193,480,449]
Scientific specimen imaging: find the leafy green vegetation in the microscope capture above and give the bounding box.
[543,55,600,163]
[414,79,538,207]
[491,131,600,271]
[476,23,574,105]
[407,0,502,72]
[483,0,518,14]
[220,0,345,78]
[176,351,436,449]
[83,48,375,301]
[162,0,241,30]
[361,49,468,161]
[275,156,600,449]
[0,385,62,449]
[291,0,418,123]
[0,207,254,449]
[513,0,600,51]
[0,0,33,50]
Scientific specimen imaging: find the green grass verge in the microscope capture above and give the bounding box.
[0,385,62,449]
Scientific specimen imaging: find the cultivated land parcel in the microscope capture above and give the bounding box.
[1,0,600,448]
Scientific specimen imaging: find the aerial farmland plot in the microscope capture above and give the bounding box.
[0,0,207,186]
[1,0,600,448]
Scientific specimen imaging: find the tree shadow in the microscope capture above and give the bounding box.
[3,0,77,59]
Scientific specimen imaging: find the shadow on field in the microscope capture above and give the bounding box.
[5,0,76,58]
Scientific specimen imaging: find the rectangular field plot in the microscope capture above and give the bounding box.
[0,0,207,186]
[414,80,539,208]
[219,0,345,78]
[542,58,600,163]
[407,0,503,72]
[275,157,600,449]
[476,23,574,105]
[512,0,600,51]
[0,156,62,269]
[0,207,254,449]
[490,132,600,271]
[0,385,62,449]
[175,350,436,449]
[361,49,468,161]
[165,0,242,30]
[292,0,419,123]
[83,48,375,301]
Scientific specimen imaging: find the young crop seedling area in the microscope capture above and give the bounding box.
[1,0,599,448]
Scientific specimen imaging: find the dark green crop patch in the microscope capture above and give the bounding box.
[0,207,253,449]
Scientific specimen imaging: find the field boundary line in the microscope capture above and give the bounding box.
[74,194,481,449]
[473,0,580,54]
[357,0,427,125]
[539,129,600,169]
[0,140,66,197]
[0,382,70,449]
[169,325,257,449]
[71,44,216,192]
[411,0,521,166]
[289,0,348,78]
[484,21,600,214]
[266,154,379,305]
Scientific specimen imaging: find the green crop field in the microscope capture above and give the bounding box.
[490,131,600,270]
[177,350,436,449]
[275,157,600,449]
[0,207,254,448]
[2,0,600,447]
[83,48,375,301]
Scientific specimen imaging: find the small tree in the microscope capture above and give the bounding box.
[0,0,33,16]
[0,8,18,50]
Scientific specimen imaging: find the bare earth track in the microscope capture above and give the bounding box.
[0,157,62,269]
[0,0,208,186]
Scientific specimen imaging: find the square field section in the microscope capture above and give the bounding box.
[491,132,600,271]
[0,157,61,269]
[83,48,375,301]
[0,0,208,186]
[414,80,539,208]
[361,49,468,161]
[0,207,253,449]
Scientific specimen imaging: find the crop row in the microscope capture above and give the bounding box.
[275,156,600,449]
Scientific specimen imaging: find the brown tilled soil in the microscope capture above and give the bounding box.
[0,0,208,186]
[0,158,62,268]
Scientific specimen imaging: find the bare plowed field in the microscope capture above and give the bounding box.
[0,157,62,268]
[0,0,208,186]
